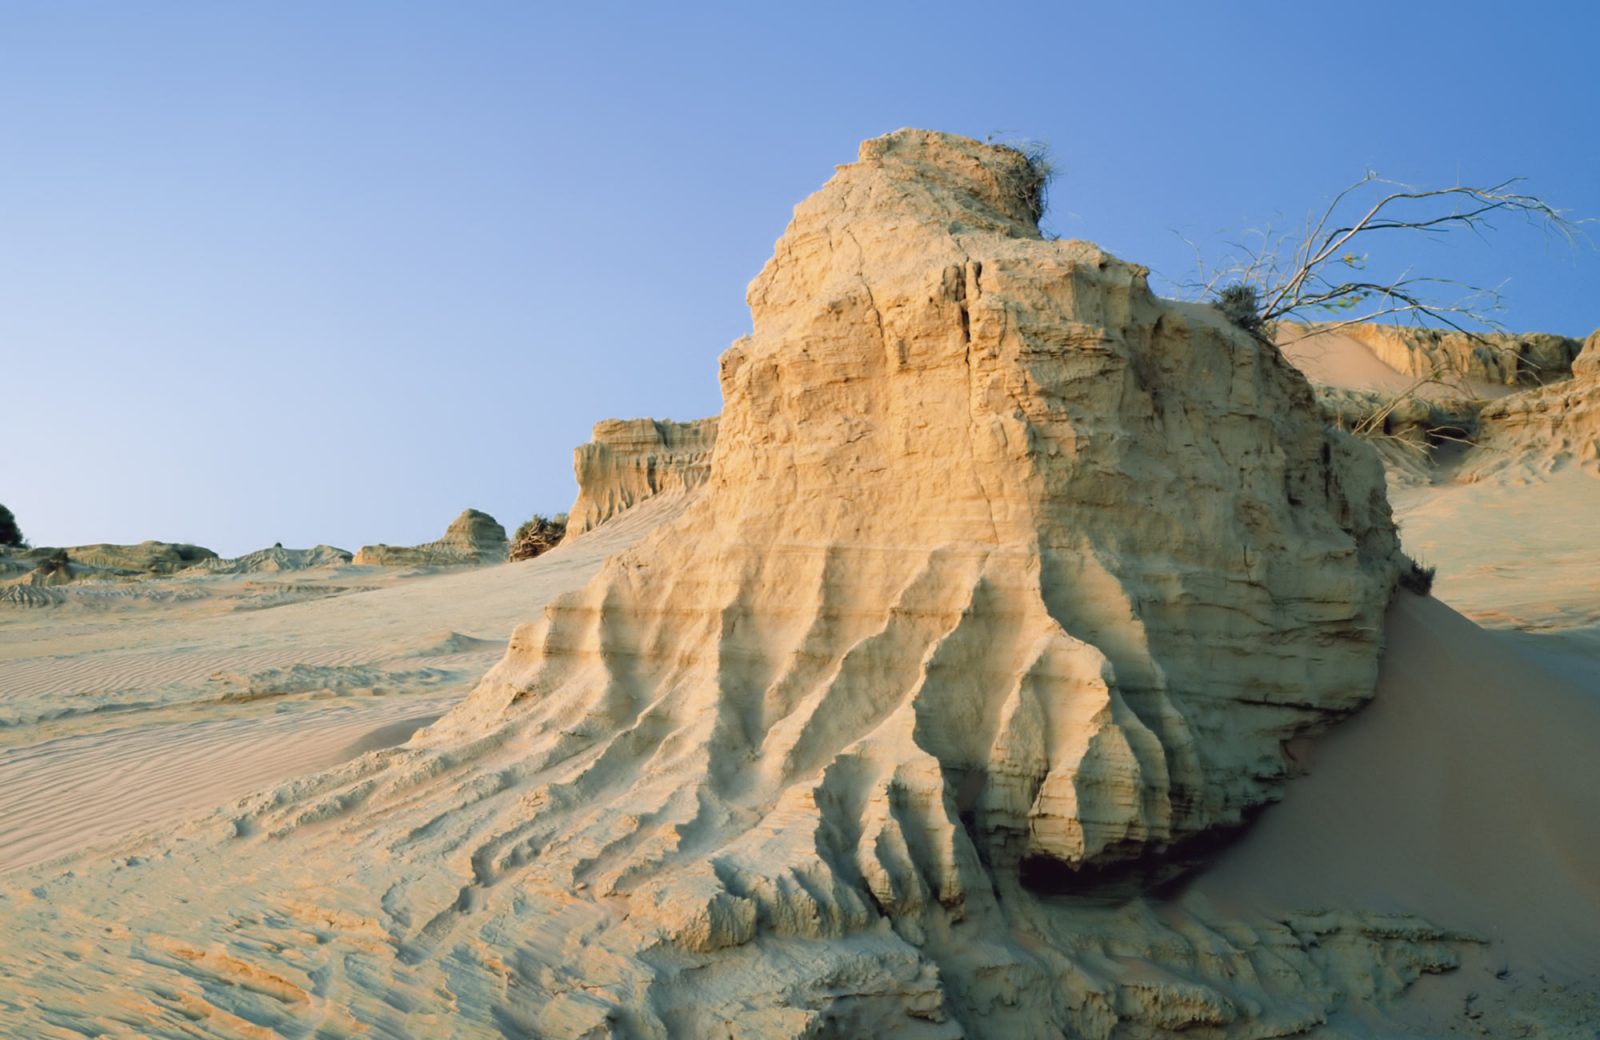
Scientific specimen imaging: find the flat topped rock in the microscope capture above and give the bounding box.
[567,416,718,536]
[354,508,508,567]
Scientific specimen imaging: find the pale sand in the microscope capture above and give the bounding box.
[1392,469,1600,638]
[0,492,688,875]
[0,697,450,873]
[1182,593,1600,975]
[1279,326,1516,399]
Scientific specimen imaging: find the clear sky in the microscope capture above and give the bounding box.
[3,1,1596,555]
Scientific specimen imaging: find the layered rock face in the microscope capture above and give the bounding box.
[2,133,1442,1040]
[566,416,718,535]
[1320,321,1582,388]
[353,508,508,566]
[366,130,1408,1031]
[446,129,1401,872]
[1464,328,1600,480]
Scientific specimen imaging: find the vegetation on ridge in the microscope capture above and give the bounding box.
[1188,172,1581,344]
[0,504,23,548]
[509,513,567,562]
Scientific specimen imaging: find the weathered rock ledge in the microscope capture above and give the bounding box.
[567,416,718,535]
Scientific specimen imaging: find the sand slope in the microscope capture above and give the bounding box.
[0,696,450,873]
[0,492,690,874]
[1184,593,1600,973]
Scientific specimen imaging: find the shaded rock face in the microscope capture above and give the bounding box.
[567,417,718,535]
[1326,322,1582,388]
[1464,328,1600,480]
[354,509,508,567]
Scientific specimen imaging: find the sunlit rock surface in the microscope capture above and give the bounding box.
[567,416,719,535]
[0,132,1469,1040]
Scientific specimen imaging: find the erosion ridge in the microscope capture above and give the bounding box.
[0,131,1471,1039]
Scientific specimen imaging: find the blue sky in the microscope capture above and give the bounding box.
[3,2,1596,555]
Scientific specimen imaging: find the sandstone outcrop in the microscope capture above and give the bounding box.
[351,129,1408,1033]
[58,540,217,574]
[567,416,718,535]
[353,509,508,567]
[446,127,1403,869]
[1306,321,1582,388]
[0,132,1463,1039]
[1462,328,1600,480]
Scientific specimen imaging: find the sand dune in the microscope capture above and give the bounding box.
[1279,327,1516,400]
[1392,470,1600,636]
[1183,593,1600,975]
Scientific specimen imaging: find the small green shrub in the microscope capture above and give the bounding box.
[1213,284,1266,335]
[36,548,69,576]
[1398,558,1436,596]
[509,513,568,562]
[0,504,22,548]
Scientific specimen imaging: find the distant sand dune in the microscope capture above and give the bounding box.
[0,492,694,873]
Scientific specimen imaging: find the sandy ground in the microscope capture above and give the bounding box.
[0,493,686,874]
[1393,470,1600,639]
[1278,327,1516,400]
[1181,593,1600,965]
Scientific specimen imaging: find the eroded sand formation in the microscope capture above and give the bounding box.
[354,507,509,566]
[1297,321,1582,389]
[1462,329,1600,480]
[0,131,1494,1039]
[1285,322,1598,491]
[567,416,719,535]
[0,539,356,597]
